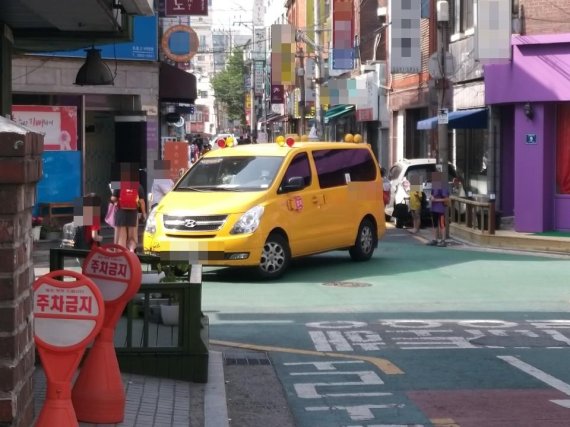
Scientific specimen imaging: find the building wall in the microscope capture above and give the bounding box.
[12,55,159,193]
[520,0,570,35]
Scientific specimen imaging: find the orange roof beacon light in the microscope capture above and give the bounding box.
[353,133,363,143]
[344,133,354,143]
[285,137,296,147]
[217,138,227,148]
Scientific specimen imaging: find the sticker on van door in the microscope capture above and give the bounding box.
[287,196,304,211]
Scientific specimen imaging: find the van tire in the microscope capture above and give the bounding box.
[349,219,376,261]
[256,233,291,279]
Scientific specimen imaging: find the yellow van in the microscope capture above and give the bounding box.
[143,140,386,279]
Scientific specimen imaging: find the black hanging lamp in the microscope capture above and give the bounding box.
[75,47,114,86]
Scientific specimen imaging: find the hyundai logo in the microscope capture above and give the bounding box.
[183,219,197,228]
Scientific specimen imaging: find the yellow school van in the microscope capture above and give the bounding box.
[143,139,386,279]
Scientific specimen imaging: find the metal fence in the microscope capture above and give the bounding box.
[49,248,209,383]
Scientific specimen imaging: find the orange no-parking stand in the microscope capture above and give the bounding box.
[33,270,105,427]
[71,244,142,424]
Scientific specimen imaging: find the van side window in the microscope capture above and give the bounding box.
[279,153,311,191]
[313,149,377,189]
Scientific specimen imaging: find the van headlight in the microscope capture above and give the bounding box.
[145,206,158,234]
[230,205,264,234]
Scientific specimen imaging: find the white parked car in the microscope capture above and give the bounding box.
[385,158,465,227]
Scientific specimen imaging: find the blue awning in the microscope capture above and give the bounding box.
[416,108,488,130]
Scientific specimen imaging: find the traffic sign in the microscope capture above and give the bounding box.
[438,108,449,124]
[34,270,105,427]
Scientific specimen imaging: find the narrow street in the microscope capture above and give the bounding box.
[205,227,570,426]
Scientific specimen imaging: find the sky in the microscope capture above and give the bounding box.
[211,0,255,34]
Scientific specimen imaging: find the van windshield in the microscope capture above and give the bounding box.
[175,156,283,192]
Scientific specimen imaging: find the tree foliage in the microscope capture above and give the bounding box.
[211,48,246,123]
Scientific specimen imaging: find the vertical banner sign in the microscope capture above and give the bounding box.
[163,141,190,180]
[253,28,266,61]
[34,270,104,427]
[12,105,78,151]
[332,0,355,70]
[271,24,296,85]
[253,0,265,27]
[475,0,512,62]
[271,84,285,104]
[390,0,422,73]
[72,245,142,424]
[254,61,265,96]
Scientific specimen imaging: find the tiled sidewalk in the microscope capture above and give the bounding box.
[33,367,205,427]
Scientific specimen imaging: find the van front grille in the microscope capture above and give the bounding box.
[162,214,227,232]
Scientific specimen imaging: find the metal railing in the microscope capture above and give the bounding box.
[49,248,209,383]
[449,195,496,235]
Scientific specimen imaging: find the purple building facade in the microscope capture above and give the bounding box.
[485,34,570,232]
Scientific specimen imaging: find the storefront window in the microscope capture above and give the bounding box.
[556,104,570,194]
[455,128,488,195]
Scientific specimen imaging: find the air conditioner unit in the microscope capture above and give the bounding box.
[120,0,154,16]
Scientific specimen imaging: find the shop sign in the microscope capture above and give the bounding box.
[165,0,208,16]
[254,61,265,96]
[12,105,78,151]
[354,72,378,122]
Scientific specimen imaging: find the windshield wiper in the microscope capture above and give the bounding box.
[176,186,210,192]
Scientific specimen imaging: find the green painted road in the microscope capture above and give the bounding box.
[204,227,570,426]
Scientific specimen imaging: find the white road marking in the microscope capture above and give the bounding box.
[305,404,404,420]
[292,370,384,398]
[498,355,570,409]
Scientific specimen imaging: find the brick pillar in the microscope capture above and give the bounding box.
[0,117,43,427]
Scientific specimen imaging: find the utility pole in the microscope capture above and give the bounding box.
[313,0,323,138]
[437,0,450,239]
[297,47,306,136]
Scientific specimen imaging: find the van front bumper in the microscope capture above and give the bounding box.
[142,231,264,267]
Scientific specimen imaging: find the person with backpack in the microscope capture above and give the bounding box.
[110,163,147,252]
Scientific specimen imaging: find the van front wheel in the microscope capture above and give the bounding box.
[349,219,376,261]
[257,234,291,279]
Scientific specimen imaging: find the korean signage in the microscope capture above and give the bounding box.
[34,276,103,348]
[252,28,266,61]
[33,270,105,427]
[355,72,379,122]
[165,0,208,16]
[271,25,296,85]
[332,0,355,70]
[254,61,265,96]
[390,0,421,73]
[12,105,78,151]
[162,141,189,180]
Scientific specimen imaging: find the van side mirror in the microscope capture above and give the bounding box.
[280,176,305,193]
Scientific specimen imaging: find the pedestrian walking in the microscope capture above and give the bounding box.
[110,163,147,252]
[427,172,449,247]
